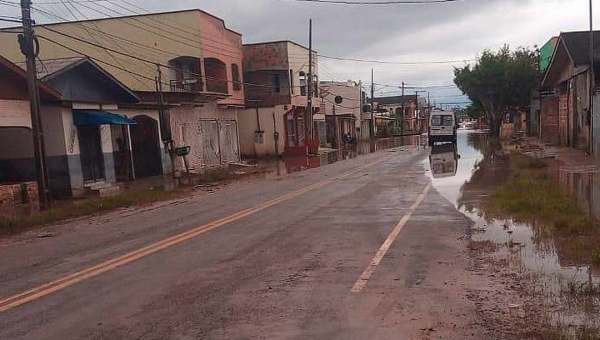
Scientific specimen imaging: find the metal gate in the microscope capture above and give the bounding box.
[218,120,240,163]
[198,120,220,167]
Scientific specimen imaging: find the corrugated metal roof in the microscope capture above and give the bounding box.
[560,31,600,65]
[16,57,86,80]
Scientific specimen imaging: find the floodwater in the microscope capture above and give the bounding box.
[256,135,426,179]
[426,130,600,334]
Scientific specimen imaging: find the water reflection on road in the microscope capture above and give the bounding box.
[258,135,426,179]
[427,130,599,330]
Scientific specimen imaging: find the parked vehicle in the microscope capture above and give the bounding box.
[428,111,457,146]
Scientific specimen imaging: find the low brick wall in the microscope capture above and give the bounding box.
[0,182,38,207]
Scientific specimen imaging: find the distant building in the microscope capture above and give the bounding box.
[237,41,321,157]
[373,95,428,134]
[320,80,363,146]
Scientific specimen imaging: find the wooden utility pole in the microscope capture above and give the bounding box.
[333,103,339,148]
[19,0,50,209]
[371,69,375,138]
[156,64,176,177]
[307,19,314,147]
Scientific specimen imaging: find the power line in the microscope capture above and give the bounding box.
[38,26,311,91]
[320,54,475,65]
[38,34,168,87]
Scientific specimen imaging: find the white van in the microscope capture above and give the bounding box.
[428,111,457,146]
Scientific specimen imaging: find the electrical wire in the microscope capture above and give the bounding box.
[320,54,475,65]
[38,34,164,90]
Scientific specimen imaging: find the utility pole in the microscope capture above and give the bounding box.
[415,90,426,133]
[156,64,176,177]
[371,69,375,138]
[333,104,339,148]
[589,0,595,155]
[307,18,314,150]
[400,81,405,136]
[358,80,363,139]
[19,0,50,209]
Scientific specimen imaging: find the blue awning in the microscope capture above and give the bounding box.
[73,110,137,126]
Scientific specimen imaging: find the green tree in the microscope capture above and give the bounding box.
[454,46,539,137]
[464,103,484,120]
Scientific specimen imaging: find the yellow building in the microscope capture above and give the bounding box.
[0,9,245,171]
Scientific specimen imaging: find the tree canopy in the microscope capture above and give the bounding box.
[454,46,539,137]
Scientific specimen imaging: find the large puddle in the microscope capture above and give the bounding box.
[256,135,426,179]
[426,130,600,334]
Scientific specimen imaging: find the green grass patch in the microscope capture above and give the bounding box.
[487,154,595,233]
[487,154,600,267]
[0,188,180,236]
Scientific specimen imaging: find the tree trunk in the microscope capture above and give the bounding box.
[488,115,503,138]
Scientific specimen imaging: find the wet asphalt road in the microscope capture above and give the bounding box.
[0,138,490,340]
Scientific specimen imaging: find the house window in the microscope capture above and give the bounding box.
[299,71,307,96]
[232,64,241,91]
[273,74,281,93]
[289,69,295,95]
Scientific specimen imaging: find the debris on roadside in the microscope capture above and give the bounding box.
[37,231,53,238]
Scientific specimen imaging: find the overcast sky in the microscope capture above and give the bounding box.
[0,0,595,106]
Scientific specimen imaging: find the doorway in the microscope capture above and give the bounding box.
[130,115,162,178]
[78,125,105,182]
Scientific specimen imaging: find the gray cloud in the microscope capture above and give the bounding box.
[0,0,593,106]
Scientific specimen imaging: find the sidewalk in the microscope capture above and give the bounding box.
[522,137,600,172]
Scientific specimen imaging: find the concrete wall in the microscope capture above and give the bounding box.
[0,99,75,197]
[243,42,289,71]
[61,107,84,194]
[0,100,31,128]
[288,42,319,108]
[42,105,73,197]
[199,11,245,107]
[320,81,361,119]
[238,106,287,157]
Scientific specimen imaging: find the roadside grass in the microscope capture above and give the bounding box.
[487,154,600,269]
[488,154,595,232]
[0,188,181,235]
[0,168,242,236]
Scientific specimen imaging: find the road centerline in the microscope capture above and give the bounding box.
[0,157,387,314]
[351,182,432,294]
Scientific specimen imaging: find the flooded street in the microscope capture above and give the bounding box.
[428,130,600,337]
[256,135,425,179]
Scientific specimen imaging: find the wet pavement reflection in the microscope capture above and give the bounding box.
[427,130,600,332]
[257,135,426,179]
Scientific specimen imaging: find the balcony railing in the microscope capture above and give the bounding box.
[170,78,203,93]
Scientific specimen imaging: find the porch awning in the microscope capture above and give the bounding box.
[73,110,137,126]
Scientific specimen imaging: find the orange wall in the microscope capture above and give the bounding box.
[198,12,245,107]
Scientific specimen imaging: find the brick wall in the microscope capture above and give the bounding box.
[0,182,38,207]
[559,93,569,146]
